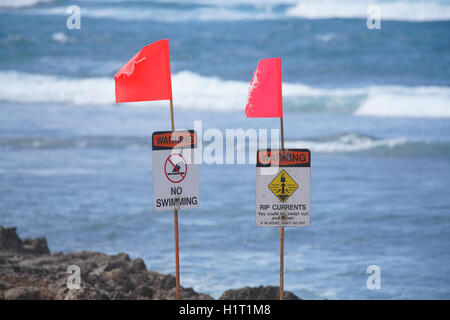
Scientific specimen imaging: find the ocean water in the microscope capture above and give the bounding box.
[0,0,449,299]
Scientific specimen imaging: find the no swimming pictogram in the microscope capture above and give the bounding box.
[164,153,187,183]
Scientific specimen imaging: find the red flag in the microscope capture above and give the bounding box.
[245,58,283,118]
[115,39,172,103]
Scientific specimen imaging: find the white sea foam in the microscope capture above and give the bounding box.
[286,0,450,21]
[26,5,281,22]
[51,31,68,44]
[286,134,407,153]
[1,133,429,155]
[0,71,115,105]
[0,0,55,9]
[234,132,410,155]
[0,70,449,119]
[355,86,450,118]
[316,33,340,42]
[22,0,450,22]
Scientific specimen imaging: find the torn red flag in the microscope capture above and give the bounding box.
[245,58,283,118]
[115,39,172,103]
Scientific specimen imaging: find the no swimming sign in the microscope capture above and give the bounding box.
[152,130,199,211]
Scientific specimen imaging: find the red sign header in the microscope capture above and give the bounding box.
[257,149,310,167]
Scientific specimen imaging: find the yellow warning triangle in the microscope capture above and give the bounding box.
[268,170,298,202]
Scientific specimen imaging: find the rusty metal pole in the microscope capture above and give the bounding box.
[173,208,180,300]
[280,116,285,300]
[169,99,181,300]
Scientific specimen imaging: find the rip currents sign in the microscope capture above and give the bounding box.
[152,130,199,211]
[256,149,310,227]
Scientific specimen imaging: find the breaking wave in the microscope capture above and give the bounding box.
[0,0,55,9]
[19,0,450,22]
[286,133,407,153]
[1,70,449,119]
[286,0,450,21]
[1,133,449,156]
[25,5,282,22]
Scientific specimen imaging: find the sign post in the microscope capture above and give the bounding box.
[152,126,199,300]
[256,143,311,300]
[170,98,178,300]
[280,117,284,300]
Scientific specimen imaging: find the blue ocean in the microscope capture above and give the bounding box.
[1,0,449,299]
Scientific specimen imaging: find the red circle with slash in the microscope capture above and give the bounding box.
[164,153,188,183]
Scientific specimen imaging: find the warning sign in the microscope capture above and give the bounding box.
[256,149,310,227]
[152,130,199,211]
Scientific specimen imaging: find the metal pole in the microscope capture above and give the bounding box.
[280,116,285,300]
[174,208,180,300]
[169,99,181,300]
[169,99,175,132]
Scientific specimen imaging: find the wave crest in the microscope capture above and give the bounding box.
[2,133,449,156]
[0,70,449,119]
[21,0,450,22]
[0,0,55,9]
[286,0,450,21]
[287,133,406,153]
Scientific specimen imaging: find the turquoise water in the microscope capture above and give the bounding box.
[0,0,449,299]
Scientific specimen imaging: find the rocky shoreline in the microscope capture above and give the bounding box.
[0,226,300,300]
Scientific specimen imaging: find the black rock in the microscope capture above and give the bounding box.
[0,226,49,255]
[219,285,301,300]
